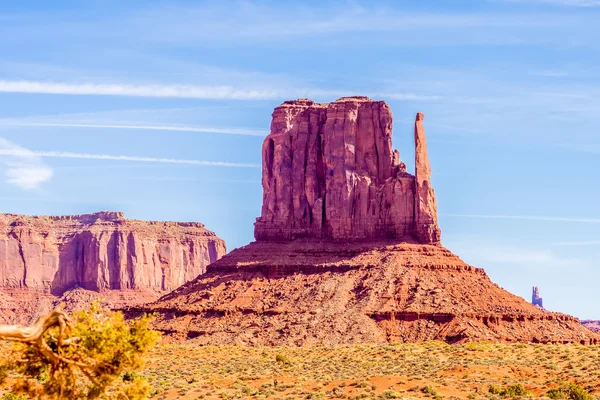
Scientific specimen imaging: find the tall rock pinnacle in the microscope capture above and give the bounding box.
[414,112,441,244]
[254,97,441,244]
[532,286,544,308]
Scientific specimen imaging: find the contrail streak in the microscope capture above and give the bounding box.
[0,121,267,136]
[0,148,259,168]
[0,80,282,100]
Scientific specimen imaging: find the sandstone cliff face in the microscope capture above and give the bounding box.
[0,212,225,323]
[254,97,440,244]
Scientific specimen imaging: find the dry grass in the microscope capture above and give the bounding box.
[138,342,600,399]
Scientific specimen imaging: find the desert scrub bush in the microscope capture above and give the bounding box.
[502,384,529,397]
[0,303,160,399]
[380,389,403,398]
[2,394,27,400]
[489,384,502,394]
[350,381,370,389]
[421,385,443,399]
[488,383,530,398]
[465,342,492,352]
[276,354,289,364]
[546,382,593,400]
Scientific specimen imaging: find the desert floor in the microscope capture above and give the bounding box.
[142,342,600,399]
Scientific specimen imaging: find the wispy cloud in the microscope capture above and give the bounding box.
[442,213,600,223]
[132,176,261,183]
[552,240,600,246]
[0,80,439,102]
[0,80,283,100]
[126,4,570,45]
[0,147,257,168]
[0,121,267,136]
[0,138,53,189]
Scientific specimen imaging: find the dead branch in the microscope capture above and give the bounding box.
[0,306,70,343]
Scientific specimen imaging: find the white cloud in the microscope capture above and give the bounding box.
[442,213,600,223]
[132,176,261,183]
[0,147,258,168]
[127,4,569,45]
[0,138,53,189]
[0,80,282,100]
[0,121,267,137]
[0,79,439,102]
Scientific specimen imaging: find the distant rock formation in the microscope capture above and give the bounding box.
[254,97,440,244]
[0,212,225,323]
[532,286,544,309]
[581,321,600,332]
[129,97,599,345]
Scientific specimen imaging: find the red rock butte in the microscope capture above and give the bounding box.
[254,97,440,244]
[127,97,599,345]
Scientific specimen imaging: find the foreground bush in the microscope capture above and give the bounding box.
[489,383,530,397]
[0,304,160,399]
[546,382,593,400]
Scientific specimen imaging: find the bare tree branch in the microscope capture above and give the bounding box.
[0,306,70,343]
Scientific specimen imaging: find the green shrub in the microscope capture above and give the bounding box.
[275,353,289,363]
[489,384,502,394]
[421,385,438,396]
[502,384,529,397]
[489,383,530,398]
[0,304,159,399]
[2,394,28,400]
[381,389,403,398]
[546,383,592,400]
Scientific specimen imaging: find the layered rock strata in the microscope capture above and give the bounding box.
[0,211,225,323]
[128,97,599,345]
[254,97,440,244]
[136,240,597,345]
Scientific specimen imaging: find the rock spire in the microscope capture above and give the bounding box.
[532,286,544,308]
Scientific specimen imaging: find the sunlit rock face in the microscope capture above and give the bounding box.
[0,211,226,323]
[254,97,440,244]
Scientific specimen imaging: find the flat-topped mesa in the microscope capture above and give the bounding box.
[0,212,226,296]
[254,97,441,244]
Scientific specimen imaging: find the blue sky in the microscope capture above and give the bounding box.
[0,0,599,318]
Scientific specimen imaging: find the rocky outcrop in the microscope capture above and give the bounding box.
[132,240,598,345]
[254,97,440,244]
[532,286,544,309]
[0,212,225,323]
[128,97,599,345]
